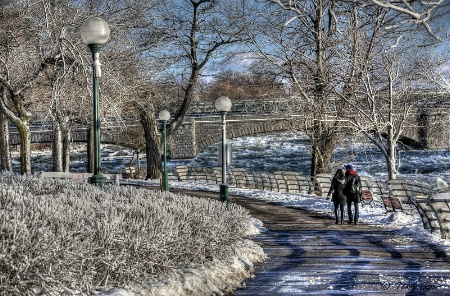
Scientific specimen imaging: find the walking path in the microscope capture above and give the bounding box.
[170,189,450,296]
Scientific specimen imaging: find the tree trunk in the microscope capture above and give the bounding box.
[52,121,63,172]
[140,109,162,180]
[17,121,31,174]
[309,5,338,176]
[62,128,71,172]
[386,125,397,180]
[310,121,337,176]
[386,147,397,180]
[0,112,12,171]
[386,71,397,181]
[311,146,334,176]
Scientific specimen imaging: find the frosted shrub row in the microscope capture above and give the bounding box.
[0,173,253,295]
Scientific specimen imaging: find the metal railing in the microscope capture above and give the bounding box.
[38,165,450,238]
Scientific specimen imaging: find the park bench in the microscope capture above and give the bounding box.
[386,180,416,214]
[265,172,279,192]
[380,195,405,213]
[168,170,179,181]
[202,167,217,183]
[231,168,256,189]
[38,171,122,185]
[39,171,79,180]
[370,180,391,197]
[232,169,249,188]
[402,181,436,199]
[184,167,196,182]
[359,176,372,191]
[251,171,264,190]
[360,189,374,207]
[212,167,223,184]
[227,171,237,186]
[212,167,237,186]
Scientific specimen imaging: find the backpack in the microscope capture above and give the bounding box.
[350,177,362,195]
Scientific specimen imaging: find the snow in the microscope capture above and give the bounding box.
[92,239,263,296]
[169,180,450,250]
[91,178,450,295]
[10,141,450,294]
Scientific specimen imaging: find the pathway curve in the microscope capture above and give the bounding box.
[168,189,450,296]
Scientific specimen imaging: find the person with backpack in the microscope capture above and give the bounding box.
[343,164,362,224]
[327,169,347,224]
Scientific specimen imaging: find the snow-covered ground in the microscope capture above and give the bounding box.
[95,178,450,295]
[11,140,450,294]
[168,179,450,250]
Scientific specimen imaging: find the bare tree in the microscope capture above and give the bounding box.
[333,2,448,180]
[0,2,57,174]
[346,0,444,36]
[44,0,162,174]
[340,50,416,180]
[244,0,446,176]
[0,0,102,174]
[245,1,350,175]
[0,90,12,171]
[134,0,248,179]
[0,0,163,174]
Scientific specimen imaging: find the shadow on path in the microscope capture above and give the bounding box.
[168,188,450,296]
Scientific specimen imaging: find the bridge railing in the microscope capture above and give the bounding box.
[187,98,302,117]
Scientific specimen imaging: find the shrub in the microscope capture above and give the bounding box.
[0,173,253,295]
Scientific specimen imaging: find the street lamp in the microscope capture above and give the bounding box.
[215,96,232,203]
[81,17,110,186]
[159,109,170,192]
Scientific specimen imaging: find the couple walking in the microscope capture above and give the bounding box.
[326,164,362,225]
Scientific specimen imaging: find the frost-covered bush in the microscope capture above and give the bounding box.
[0,173,253,295]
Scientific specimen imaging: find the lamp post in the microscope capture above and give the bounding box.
[159,109,170,192]
[215,96,232,203]
[81,17,110,186]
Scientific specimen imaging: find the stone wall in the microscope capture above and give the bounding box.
[168,118,196,159]
[167,115,304,159]
[419,108,450,149]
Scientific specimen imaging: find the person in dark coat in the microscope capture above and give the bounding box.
[343,163,362,224]
[327,169,347,224]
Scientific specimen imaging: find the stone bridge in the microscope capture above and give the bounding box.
[168,114,304,159]
[9,99,305,159]
[8,97,450,158]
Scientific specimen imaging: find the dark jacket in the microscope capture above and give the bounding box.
[344,170,362,203]
[328,177,347,206]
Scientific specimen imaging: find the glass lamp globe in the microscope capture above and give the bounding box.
[81,17,110,45]
[159,110,171,121]
[215,96,232,112]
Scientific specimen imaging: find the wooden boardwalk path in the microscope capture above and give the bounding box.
[170,189,450,296]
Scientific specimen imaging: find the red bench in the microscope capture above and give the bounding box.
[361,190,374,207]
